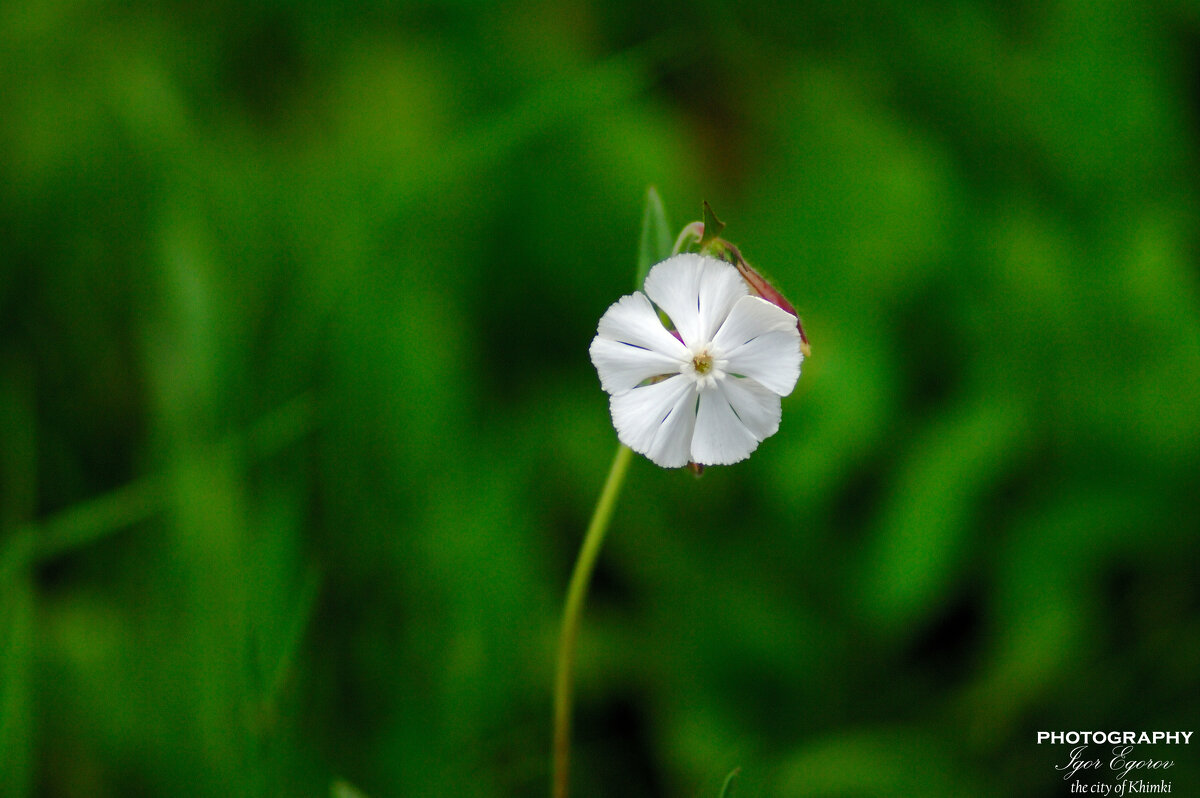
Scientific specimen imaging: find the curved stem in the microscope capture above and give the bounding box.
[671,221,704,255]
[552,443,634,798]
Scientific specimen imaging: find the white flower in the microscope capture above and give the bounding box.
[589,253,804,468]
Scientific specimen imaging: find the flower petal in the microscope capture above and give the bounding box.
[711,295,803,396]
[596,291,690,359]
[689,386,760,466]
[645,383,699,468]
[590,336,684,394]
[643,254,747,347]
[717,376,783,441]
[608,375,695,464]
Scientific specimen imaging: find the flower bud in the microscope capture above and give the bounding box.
[732,257,810,357]
[701,235,811,358]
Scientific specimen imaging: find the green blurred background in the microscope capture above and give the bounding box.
[3,0,1200,795]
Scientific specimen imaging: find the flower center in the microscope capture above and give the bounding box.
[684,344,724,390]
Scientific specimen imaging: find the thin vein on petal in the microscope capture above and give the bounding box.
[597,291,690,360]
[645,382,699,468]
[643,254,706,346]
[643,254,745,348]
[694,257,748,343]
[590,336,683,394]
[690,387,760,466]
[722,330,803,396]
[711,295,800,350]
[713,297,803,396]
[609,375,693,458]
[718,377,782,441]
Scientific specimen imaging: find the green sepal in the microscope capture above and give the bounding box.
[700,201,725,250]
[636,186,672,290]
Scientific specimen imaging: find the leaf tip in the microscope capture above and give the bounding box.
[700,201,725,248]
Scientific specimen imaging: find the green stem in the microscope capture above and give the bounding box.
[552,443,634,798]
[671,221,704,255]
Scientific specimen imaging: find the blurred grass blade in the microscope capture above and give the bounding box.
[719,766,742,798]
[30,392,317,565]
[636,185,672,288]
[34,476,167,565]
[242,392,319,461]
[0,564,33,798]
[390,34,682,208]
[266,566,323,705]
[0,364,36,798]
